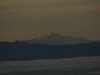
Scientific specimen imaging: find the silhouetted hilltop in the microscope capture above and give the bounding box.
[0,42,100,61]
[23,32,94,45]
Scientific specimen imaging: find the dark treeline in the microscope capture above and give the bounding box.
[0,42,100,61]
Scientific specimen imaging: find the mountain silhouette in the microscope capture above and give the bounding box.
[23,32,94,45]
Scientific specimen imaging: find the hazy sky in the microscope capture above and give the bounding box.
[0,0,100,41]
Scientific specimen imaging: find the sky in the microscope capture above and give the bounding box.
[0,0,100,41]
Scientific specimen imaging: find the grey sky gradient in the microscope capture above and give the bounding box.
[0,0,100,41]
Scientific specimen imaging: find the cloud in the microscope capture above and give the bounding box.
[0,56,100,75]
[0,4,100,16]
[0,0,100,16]
[0,0,100,5]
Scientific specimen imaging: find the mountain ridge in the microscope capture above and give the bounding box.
[22,32,94,45]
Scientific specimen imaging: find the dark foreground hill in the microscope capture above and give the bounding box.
[0,42,100,61]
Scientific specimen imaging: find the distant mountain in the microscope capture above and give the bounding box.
[23,32,94,45]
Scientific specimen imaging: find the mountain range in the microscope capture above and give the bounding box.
[0,32,99,61]
[22,32,94,45]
